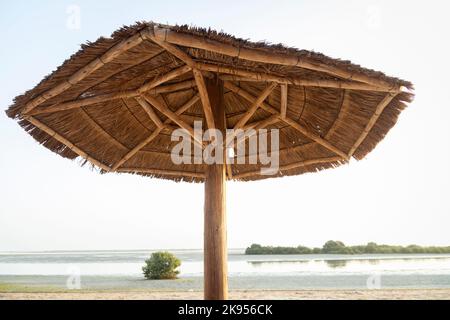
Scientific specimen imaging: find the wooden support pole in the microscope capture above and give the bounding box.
[203,76,228,300]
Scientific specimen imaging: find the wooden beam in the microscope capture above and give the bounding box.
[139,149,203,163]
[21,32,145,115]
[235,142,315,163]
[232,115,279,148]
[75,49,165,101]
[225,83,277,147]
[241,114,283,131]
[171,94,201,117]
[28,90,137,116]
[224,82,349,160]
[282,117,349,160]
[233,156,344,179]
[117,167,205,178]
[136,65,192,93]
[28,78,197,116]
[193,69,216,129]
[111,128,163,171]
[24,116,111,171]
[141,29,196,67]
[233,83,277,130]
[281,157,345,171]
[224,82,278,115]
[151,25,397,90]
[111,94,200,171]
[135,96,164,128]
[280,84,288,119]
[143,94,203,146]
[325,90,350,140]
[146,79,197,95]
[199,63,394,92]
[348,92,398,157]
[78,108,128,151]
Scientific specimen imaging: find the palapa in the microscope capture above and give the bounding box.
[5,22,414,299]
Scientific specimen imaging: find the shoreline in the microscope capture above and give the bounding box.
[2,289,450,300]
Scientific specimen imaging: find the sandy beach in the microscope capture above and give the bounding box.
[1,289,450,300]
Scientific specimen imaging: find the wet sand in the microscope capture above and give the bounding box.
[1,289,450,300]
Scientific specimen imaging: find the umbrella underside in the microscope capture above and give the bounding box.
[6,22,413,182]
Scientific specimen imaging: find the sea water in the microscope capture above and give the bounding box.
[1,249,449,289]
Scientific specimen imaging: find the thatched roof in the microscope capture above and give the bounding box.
[5,22,414,182]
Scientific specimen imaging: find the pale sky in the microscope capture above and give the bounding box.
[1,0,449,252]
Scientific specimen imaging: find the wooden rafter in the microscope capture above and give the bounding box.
[232,115,279,148]
[193,69,216,129]
[282,117,349,160]
[21,33,146,115]
[151,25,397,90]
[240,115,286,131]
[141,31,226,136]
[233,156,344,179]
[24,116,111,171]
[146,79,197,95]
[78,107,128,151]
[143,94,203,147]
[233,83,277,130]
[235,142,315,163]
[136,65,192,93]
[118,167,205,178]
[224,81,349,160]
[198,62,394,92]
[225,83,277,147]
[28,75,196,117]
[28,90,137,116]
[348,92,398,157]
[325,90,350,140]
[140,149,203,162]
[142,30,196,67]
[219,74,399,93]
[280,84,288,119]
[111,129,163,171]
[111,94,200,171]
[75,49,165,101]
[135,96,164,128]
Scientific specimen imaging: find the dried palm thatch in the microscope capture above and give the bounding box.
[6,22,414,183]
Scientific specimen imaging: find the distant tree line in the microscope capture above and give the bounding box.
[245,241,450,255]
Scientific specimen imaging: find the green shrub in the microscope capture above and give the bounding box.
[322,240,347,254]
[142,251,181,280]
